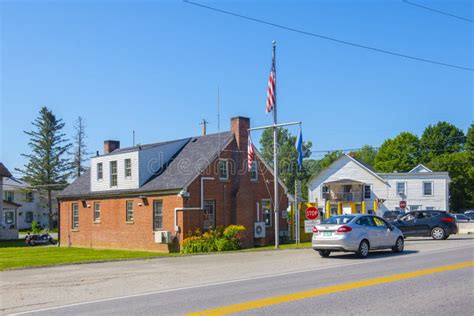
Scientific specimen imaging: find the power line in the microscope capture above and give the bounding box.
[183,0,473,72]
[402,0,473,23]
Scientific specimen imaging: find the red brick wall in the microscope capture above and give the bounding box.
[60,195,183,252]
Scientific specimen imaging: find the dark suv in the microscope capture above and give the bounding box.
[390,211,457,240]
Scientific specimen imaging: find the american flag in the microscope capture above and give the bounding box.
[248,137,255,170]
[266,58,276,113]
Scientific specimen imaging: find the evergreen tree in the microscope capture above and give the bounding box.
[16,107,72,228]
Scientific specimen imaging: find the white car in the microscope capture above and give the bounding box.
[312,214,404,258]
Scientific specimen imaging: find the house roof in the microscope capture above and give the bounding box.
[3,177,28,190]
[58,131,234,199]
[324,179,365,185]
[2,200,21,208]
[96,138,190,157]
[0,163,12,178]
[408,164,433,173]
[308,155,387,185]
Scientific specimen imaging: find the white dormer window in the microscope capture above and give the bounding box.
[219,159,228,180]
[125,159,132,178]
[110,161,118,187]
[97,163,103,181]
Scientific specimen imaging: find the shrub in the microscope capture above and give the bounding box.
[31,221,42,234]
[181,225,246,254]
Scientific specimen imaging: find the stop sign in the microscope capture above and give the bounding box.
[306,206,319,220]
[399,200,407,209]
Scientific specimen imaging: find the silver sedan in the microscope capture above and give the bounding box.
[312,214,404,258]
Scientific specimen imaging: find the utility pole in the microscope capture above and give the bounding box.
[272,41,279,249]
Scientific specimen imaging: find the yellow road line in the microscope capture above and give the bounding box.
[187,261,474,316]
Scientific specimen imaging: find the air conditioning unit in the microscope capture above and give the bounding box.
[254,222,266,239]
[154,231,172,244]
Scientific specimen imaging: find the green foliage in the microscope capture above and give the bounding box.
[428,152,474,211]
[374,132,420,172]
[420,121,465,163]
[465,122,474,151]
[350,145,378,168]
[31,221,42,234]
[260,127,312,193]
[181,225,246,254]
[16,107,72,228]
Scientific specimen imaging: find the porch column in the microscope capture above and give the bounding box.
[361,201,366,214]
[373,200,377,213]
[337,202,342,215]
[325,200,331,219]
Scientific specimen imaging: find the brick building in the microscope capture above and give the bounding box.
[58,117,288,252]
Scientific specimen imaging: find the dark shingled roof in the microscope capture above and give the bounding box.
[0,163,12,178]
[58,131,234,199]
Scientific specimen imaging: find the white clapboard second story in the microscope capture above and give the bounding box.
[90,139,189,192]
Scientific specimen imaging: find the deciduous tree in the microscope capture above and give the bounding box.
[374,132,420,172]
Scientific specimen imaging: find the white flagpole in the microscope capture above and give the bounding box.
[272,40,279,249]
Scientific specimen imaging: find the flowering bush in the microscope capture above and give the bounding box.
[182,225,246,254]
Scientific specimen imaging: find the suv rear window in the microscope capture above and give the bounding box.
[322,216,355,225]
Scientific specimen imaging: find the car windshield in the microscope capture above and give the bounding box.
[322,216,355,225]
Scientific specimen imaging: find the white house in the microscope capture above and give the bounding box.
[2,177,56,229]
[308,155,450,216]
[1,162,19,240]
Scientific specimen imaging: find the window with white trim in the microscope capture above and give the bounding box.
[396,182,406,195]
[5,211,15,225]
[250,160,258,181]
[124,159,132,178]
[97,163,103,181]
[94,202,101,222]
[72,203,79,229]
[262,199,272,227]
[126,200,134,222]
[110,161,118,187]
[218,159,228,180]
[423,181,433,196]
[25,211,33,223]
[363,185,371,199]
[4,191,14,202]
[153,200,163,230]
[322,185,329,199]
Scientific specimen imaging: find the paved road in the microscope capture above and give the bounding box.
[2,236,473,315]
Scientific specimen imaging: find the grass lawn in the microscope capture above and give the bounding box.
[0,240,311,271]
[0,241,175,271]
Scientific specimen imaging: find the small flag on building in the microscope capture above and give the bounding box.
[296,128,303,170]
[265,54,276,114]
[248,137,255,170]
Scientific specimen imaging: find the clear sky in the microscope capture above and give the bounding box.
[1,0,473,175]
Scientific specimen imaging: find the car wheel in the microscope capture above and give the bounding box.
[318,250,331,258]
[356,240,370,258]
[392,237,404,253]
[431,227,445,240]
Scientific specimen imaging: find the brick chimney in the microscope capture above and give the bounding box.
[104,140,120,154]
[230,117,250,150]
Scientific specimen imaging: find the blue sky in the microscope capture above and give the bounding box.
[1,0,472,174]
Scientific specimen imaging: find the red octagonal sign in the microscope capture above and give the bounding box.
[306,206,319,220]
[399,200,407,209]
